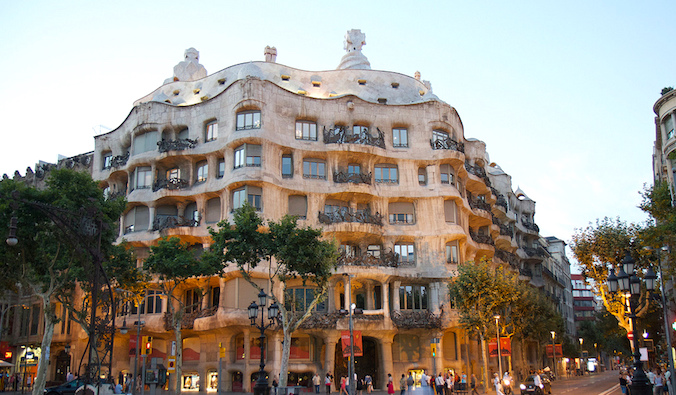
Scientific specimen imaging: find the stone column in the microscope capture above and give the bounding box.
[429,283,440,314]
[148,205,156,231]
[366,283,374,310]
[380,337,394,390]
[324,334,338,379]
[243,330,252,392]
[326,281,335,313]
[392,281,401,312]
[118,214,125,238]
[344,279,350,310]
[382,282,390,318]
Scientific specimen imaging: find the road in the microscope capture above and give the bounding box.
[540,370,619,395]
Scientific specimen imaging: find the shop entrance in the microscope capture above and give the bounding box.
[334,337,379,389]
[55,351,71,383]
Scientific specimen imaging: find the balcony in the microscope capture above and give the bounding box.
[153,215,199,231]
[521,219,540,233]
[464,161,492,187]
[163,306,217,330]
[337,249,408,268]
[498,223,513,237]
[468,192,491,212]
[495,195,508,211]
[318,208,383,226]
[333,170,372,185]
[323,126,386,149]
[391,310,441,329]
[469,229,494,246]
[109,152,130,168]
[495,249,519,267]
[107,190,126,200]
[430,136,465,153]
[157,138,198,153]
[152,178,190,192]
[523,246,548,258]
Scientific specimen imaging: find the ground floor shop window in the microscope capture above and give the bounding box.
[182,374,200,391]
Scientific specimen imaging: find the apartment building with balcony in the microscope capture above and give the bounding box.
[1,30,571,390]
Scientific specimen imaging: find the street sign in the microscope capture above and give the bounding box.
[167,356,176,373]
[628,331,634,341]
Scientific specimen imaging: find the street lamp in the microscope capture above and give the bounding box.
[248,289,279,395]
[550,331,557,378]
[494,315,502,377]
[578,338,584,375]
[607,251,657,395]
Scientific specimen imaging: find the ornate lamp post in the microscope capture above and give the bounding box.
[607,251,657,395]
[550,331,557,378]
[248,290,279,395]
[494,315,502,377]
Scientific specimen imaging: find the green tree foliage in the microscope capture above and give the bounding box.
[204,204,338,387]
[144,236,222,395]
[641,182,676,273]
[0,168,138,395]
[448,260,520,391]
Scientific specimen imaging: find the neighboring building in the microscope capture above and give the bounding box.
[1,30,573,389]
[571,274,596,330]
[545,237,575,337]
[653,87,676,203]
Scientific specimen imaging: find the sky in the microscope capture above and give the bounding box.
[1,1,674,267]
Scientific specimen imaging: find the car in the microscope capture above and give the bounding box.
[44,379,86,395]
[519,375,544,395]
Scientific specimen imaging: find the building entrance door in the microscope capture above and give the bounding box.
[55,351,70,382]
[334,337,379,389]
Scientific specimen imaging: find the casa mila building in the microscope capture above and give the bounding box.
[2,30,573,391]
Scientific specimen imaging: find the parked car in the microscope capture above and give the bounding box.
[519,375,544,395]
[44,379,85,395]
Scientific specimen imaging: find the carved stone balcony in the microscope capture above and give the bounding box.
[521,220,540,233]
[152,178,190,192]
[464,161,492,187]
[110,152,130,168]
[107,190,126,200]
[391,310,441,329]
[430,137,465,153]
[153,215,199,231]
[523,246,548,258]
[157,138,198,153]
[495,195,508,211]
[323,126,386,149]
[333,170,372,185]
[337,249,405,268]
[318,208,383,226]
[519,267,533,277]
[498,223,513,237]
[469,229,494,246]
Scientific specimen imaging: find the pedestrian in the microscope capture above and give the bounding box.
[387,377,395,395]
[619,371,628,394]
[406,373,414,394]
[434,373,444,395]
[399,374,406,395]
[356,376,363,395]
[366,375,373,394]
[470,374,479,395]
[445,372,452,395]
[314,373,322,394]
[341,376,348,395]
[493,373,504,395]
[654,368,664,395]
[326,373,333,394]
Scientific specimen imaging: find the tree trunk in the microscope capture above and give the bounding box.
[174,319,183,395]
[33,298,56,395]
[479,332,489,393]
[278,328,293,387]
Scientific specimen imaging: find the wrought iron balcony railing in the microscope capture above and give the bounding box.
[521,220,540,233]
[333,170,372,185]
[337,249,405,268]
[109,152,130,168]
[391,310,441,329]
[495,249,519,267]
[469,229,494,246]
[430,136,465,153]
[523,246,548,258]
[152,178,190,192]
[157,138,198,153]
[152,215,199,231]
[323,126,386,149]
[464,161,492,187]
[318,208,383,226]
[468,192,491,212]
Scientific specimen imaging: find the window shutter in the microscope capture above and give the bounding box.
[206,197,221,223]
[288,195,307,217]
[444,200,456,223]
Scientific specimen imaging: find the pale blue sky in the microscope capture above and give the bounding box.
[1,1,673,260]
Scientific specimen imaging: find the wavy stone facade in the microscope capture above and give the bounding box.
[1,31,573,391]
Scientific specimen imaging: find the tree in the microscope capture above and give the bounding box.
[448,259,520,392]
[570,217,646,332]
[144,237,222,395]
[0,168,134,395]
[640,182,676,274]
[204,204,338,387]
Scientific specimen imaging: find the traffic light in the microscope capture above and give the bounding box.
[143,336,153,355]
[672,319,676,332]
[431,344,437,357]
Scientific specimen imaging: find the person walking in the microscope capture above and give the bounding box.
[493,373,504,395]
[619,371,629,395]
[470,374,479,395]
[326,373,333,394]
[399,374,406,395]
[313,373,322,394]
[434,373,444,395]
[340,376,348,395]
[387,375,395,395]
[406,373,414,395]
[654,369,664,395]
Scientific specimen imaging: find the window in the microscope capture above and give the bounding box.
[236,111,261,130]
[440,164,454,185]
[185,289,201,314]
[205,121,218,142]
[444,200,458,224]
[123,205,150,233]
[217,159,225,178]
[145,290,163,314]
[446,241,459,264]
[295,121,317,141]
[30,304,40,335]
[205,197,221,223]
[285,287,325,313]
[178,128,189,140]
[432,129,449,142]
[393,128,408,147]
[102,152,112,170]
[233,186,262,211]
[303,159,326,179]
[394,243,415,264]
[324,199,349,215]
[340,244,358,257]
[666,116,675,140]
[348,163,361,175]
[133,131,159,155]
[367,244,381,258]
[374,164,398,183]
[288,195,307,219]
[167,168,180,180]
[234,144,262,169]
[353,125,369,137]
[210,286,220,308]
[282,155,293,178]
[388,202,415,224]
[196,161,208,183]
[399,285,428,310]
[134,166,152,189]
[418,167,426,185]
